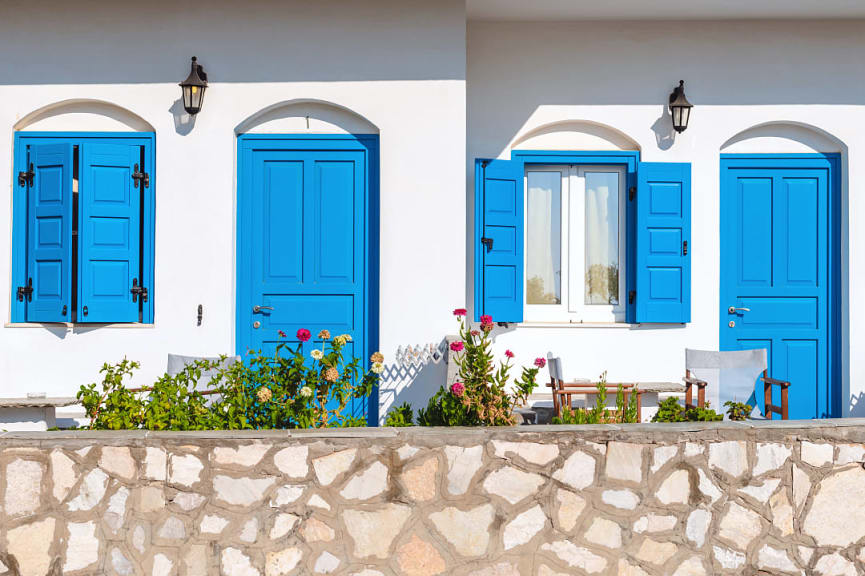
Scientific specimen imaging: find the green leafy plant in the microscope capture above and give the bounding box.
[551,372,639,424]
[724,400,751,421]
[385,402,414,427]
[78,328,383,430]
[652,397,723,423]
[418,310,542,427]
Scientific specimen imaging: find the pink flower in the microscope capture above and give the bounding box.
[278,330,287,338]
[450,382,465,397]
[480,315,493,326]
[470,330,480,337]
[505,350,514,359]
[450,341,464,352]
[534,357,547,368]
[296,328,311,342]
[453,308,467,317]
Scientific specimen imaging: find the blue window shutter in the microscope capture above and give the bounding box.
[25,144,75,322]
[78,143,142,322]
[475,158,523,323]
[635,162,691,323]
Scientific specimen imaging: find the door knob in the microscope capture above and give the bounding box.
[253,305,274,313]
[728,306,751,314]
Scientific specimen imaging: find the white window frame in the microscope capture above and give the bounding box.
[524,164,627,324]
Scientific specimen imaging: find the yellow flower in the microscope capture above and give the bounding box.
[256,387,272,402]
[340,334,352,342]
[333,335,347,346]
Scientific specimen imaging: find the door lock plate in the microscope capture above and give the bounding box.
[253,321,261,329]
[728,320,735,328]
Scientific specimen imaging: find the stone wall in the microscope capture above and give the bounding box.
[2,421,865,575]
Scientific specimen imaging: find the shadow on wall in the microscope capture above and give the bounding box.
[380,358,447,422]
[0,0,465,84]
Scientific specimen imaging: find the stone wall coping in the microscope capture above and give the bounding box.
[2,417,865,443]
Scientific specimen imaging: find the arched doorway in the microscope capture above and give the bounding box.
[235,100,380,423]
[719,122,844,418]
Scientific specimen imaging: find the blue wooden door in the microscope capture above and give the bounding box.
[238,137,377,422]
[720,156,836,419]
[78,143,142,322]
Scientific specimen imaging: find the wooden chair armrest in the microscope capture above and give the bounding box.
[682,376,707,388]
[761,376,791,388]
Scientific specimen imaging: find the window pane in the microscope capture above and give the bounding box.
[585,172,619,305]
[526,171,561,305]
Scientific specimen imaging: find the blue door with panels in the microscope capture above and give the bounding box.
[720,155,839,419]
[237,135,379,423]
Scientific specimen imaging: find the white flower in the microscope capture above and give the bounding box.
[300,386,313,398]
[311,349,324,360]
[340,334,352,342]
[371,362,384,374]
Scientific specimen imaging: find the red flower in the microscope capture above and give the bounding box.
[450,341,464,352]
[480,315,493,326]
[296,328,311,342]
[470,330,480,336]
[505,350,514,359]
[534,357,547,368]
[450,382,465,397]
[278,330,287,338]
[453,308,467,317]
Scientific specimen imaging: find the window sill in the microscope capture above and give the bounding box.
[520,321,634,329]
[4,322,155,329]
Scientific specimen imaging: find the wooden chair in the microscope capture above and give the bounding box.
[684,349,791,420]
[546,357,642,420]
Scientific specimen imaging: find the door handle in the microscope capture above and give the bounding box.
[253,305,274,313]
[728,306,751,314]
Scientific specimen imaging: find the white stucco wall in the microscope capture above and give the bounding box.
[0,0,466,418]
[468,20,865,416]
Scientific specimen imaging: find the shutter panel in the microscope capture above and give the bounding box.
[475,158,523,323]
[78,143,142,322]
[25,144,74,322]
[635,162,691,323]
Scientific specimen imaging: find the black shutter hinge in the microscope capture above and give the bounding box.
[629,186,636,201]
[16,278,33,302]
[131,278,148,303]
[629,290,636,305]
[18,164,34,188]
[480,237,494,251]
[132,164,150,189]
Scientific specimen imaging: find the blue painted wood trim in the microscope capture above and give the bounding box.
[11,132,155,324]
[720,153,841,418]
[235,133,380,425]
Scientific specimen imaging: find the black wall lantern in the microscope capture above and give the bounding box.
[668,80,693,133]
[179,57,208,115]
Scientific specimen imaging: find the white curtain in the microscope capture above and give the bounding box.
[526,172,561,305]
[585,172,618,305]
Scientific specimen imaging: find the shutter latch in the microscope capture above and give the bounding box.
[16,278,33,302]
[132,164,150,189]
[629,290,636,305]
[18,164,34,188]
[131,278,149,303]
[682,240,688,255]
[480,237,494,251]
[629,186,636,201]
